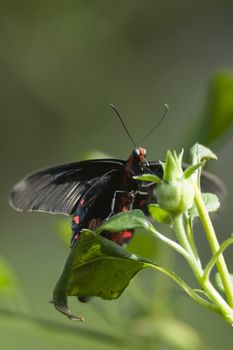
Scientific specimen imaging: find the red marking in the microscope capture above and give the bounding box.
[121,230,133,239]
[122,207,129,212]
[80,198,85,205]
[139,147,146,160]
[73,215,80,224]
[110,230,133,244]
[139,199,146,207]
[74,234,79,241]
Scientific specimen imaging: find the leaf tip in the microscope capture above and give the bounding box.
[51,300,85,321]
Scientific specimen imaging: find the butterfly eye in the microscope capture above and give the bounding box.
[132,148,141,159]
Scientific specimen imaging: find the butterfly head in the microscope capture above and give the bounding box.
[129,147,150,175]
[131,147,147,161]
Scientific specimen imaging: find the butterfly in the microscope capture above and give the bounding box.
[9,147,159,245]
[9,105,224,250]
[9,145,222,248]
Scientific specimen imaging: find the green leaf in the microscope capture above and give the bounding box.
[215,272,233,293]
[200,72,233,145]
[188,193,220,221]
[190,143,217,165]
[134,174,161,184]
[148,204,172,224]
[95,209,149,235]
[53,229,216,320]
[53,229,149,320]
[183,163,202,179]
[187,72,233,148]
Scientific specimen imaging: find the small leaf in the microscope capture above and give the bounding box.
[188,193,220,221]
[134,174,161,184]
[183,163,202,179]
[190,143,217,165]
[215,272,233,293]
[148,204,172,224]
[95,209,149,235]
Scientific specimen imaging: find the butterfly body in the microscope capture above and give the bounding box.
[69,147,155,246]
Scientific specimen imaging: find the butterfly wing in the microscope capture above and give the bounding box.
[10,159,125,216]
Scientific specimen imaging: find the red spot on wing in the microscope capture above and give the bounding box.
[73,215,80,224]
[74,234,79,241]
[121,230,133,239]
[80,198,85,206]
[122,207,129,212]
[110,230,133,244]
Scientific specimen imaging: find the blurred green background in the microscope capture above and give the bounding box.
[1,1,233,349]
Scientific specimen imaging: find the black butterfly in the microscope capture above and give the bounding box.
[10,147,157,245]
[9,106,223,249]
[9,146,223,249]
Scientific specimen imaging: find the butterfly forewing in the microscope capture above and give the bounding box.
[10,159,125,215]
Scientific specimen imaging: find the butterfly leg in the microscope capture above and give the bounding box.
[102,190,136,245]
[110,190,135,214]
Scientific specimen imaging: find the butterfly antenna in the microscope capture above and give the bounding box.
[140,104,169,144]
[110,104,137,148]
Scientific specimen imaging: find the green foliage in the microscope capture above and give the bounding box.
[3,71,233,349]
[52,142,233,325]
[148,204,172,224]
[53,228,149,320]
[95,209,149,234]
[188,72,233,147]
[190,143,218,164]
[215,272,233,293]
[201,72,233,145]
[188,193,220,221]
[0,256,19,296]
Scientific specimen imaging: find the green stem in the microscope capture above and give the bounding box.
[193,182,233,308]
[184,213,201,265]
[173,215,202,274]
[173,213,233,324]
[203,236,233,283]
[146,263,218,313]
[149,224,190,260]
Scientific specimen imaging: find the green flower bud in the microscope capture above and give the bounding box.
[157,178,195,216]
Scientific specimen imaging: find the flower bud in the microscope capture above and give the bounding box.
[156,178,195,216]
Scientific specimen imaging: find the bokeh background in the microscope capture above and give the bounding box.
[1,1,233,349]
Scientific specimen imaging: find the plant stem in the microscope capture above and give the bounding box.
[203,236,233,283]
[149,224,190,260]
[173,213,233,323]
[173,215,202,274]
[184,213,201,264]
[193,181,233,308]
